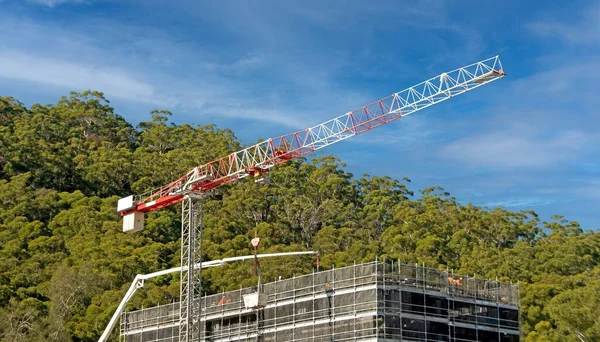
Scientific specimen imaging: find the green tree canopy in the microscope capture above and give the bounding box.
[0,91,598,341]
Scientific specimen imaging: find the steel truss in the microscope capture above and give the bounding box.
[179,193,204,342]
[125,56,505,214]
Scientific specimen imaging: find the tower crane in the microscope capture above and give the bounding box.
[116,56,506,342]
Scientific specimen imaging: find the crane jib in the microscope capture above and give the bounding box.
[117,56,506,222]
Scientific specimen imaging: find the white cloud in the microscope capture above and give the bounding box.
[438,20,600,171]
[202,106,306,129]
[0,47,305,128]
[4,54,310,130]
[510,62,600,109]
[532,179,600,201]
[0,1,492,134]
[484,197,557,208]
[0,50,167,106]
[0,15,309,128]
[441,129,591,169]
[202,56,265,72]
[568,179,600,200]
[349,115,436,146]
[527,1,600,45]
[26,0,86,8]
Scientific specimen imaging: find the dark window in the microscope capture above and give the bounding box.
[427,321,449,341]
[425,294,448,317]
[383,315,401,338]
[402,317,425,340]
[205,314,256,340]
[402,291,425,315]
[452,326,477,341]
[476,305,499,326]
[383,289,401,310]
[451,301,477,324]
[501,332,520,342]
[500,308,519,328]
[479,329,499,341]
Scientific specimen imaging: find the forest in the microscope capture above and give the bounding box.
[0,91,598,341]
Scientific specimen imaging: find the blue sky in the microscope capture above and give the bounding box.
[0,0,598,229]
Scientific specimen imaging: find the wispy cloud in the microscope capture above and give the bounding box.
[441,129,591,169]
[201,56,265,72]
[0,49,304,129]
[0,13,307,128]
[438,3,600,172]
[201,106,305,129]
[569,179,600,200]
[510,61,600,109]
[0,0,492,131]
[349,115,436,146]
[527,1,600,45]
[484,197,557,208]
[26,0,86,8]
[535,181,600,201]
[0,49,166,105]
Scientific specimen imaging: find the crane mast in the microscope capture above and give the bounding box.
[116,56,506,342]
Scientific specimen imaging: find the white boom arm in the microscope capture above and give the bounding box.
[98,251,317,342]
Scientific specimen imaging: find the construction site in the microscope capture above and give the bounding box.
[119,261,520,342]
[99,56,520,342]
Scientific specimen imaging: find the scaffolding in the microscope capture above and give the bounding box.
[120,261,520,342]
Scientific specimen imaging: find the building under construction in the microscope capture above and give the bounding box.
[120,261,520,342]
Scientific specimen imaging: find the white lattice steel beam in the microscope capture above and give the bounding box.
[119,56,505,215]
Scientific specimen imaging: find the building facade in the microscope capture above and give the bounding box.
[120,261,520,341]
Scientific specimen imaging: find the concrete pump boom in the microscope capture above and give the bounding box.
[98,251,317,342]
